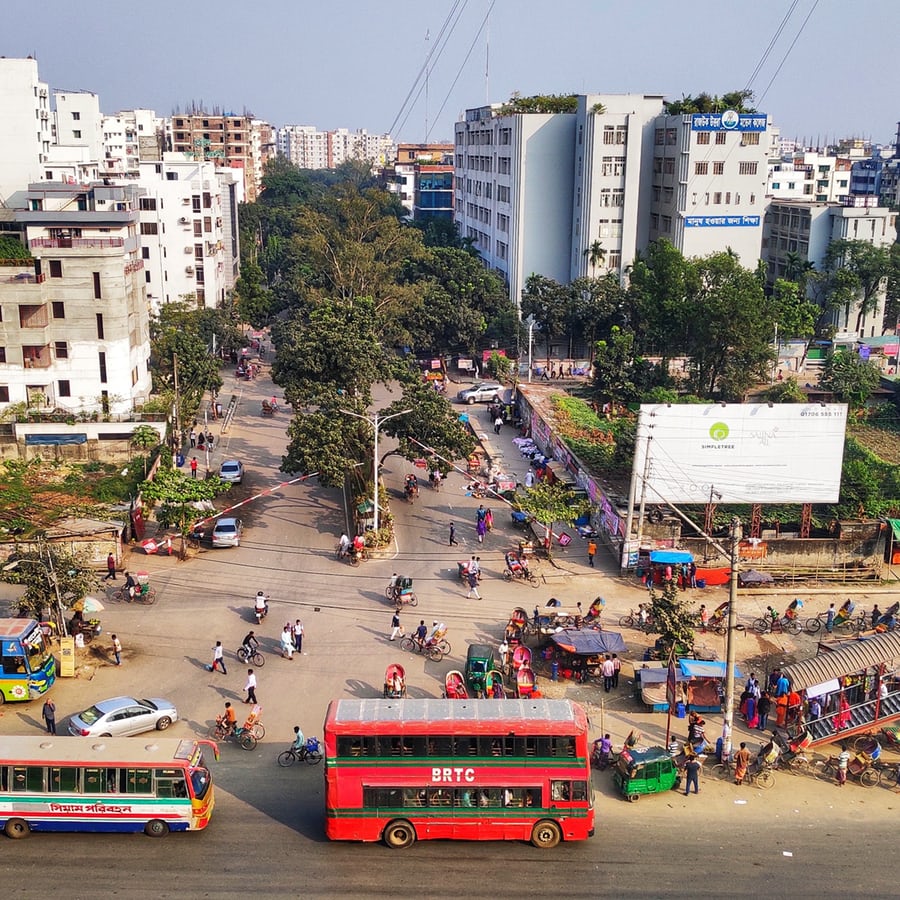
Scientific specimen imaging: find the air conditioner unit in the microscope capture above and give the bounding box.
[185,246,194,254]
[182,197,191,204]
[178,217,189,224]
[185,266,194,275]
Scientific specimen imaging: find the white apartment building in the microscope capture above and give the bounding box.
[0,58,51,205]
[101,109,164,179]
[767,152,852,202]
[454,104,576,307]
[41,145,100,186]
[276,125,396,170]
[134,155,232,311]
[763,198,897,337]
[0,183,151,416]
[570,94,665,280]
[53,90,103,161]
[648,110,778,267]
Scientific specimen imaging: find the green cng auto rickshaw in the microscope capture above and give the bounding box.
[465,644,496,697]
[612,746,680,802]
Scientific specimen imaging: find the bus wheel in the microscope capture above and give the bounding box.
[4,818,30,839]
[531,819,562,849]
[383,819,416,849]
[144,819,170,837]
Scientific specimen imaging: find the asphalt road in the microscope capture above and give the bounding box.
[2,369,898,898]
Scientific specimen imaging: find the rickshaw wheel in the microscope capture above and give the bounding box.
[530,819,562,848]
[383,819,416,849]
[860,768,879,787]
[752,618,769,634]
[529,574,540,588]
[626,793,640,803]
[618,615,634,628]
[786,620,802,635]
[239,732,258,751]
[755,769,776,790]
[409,594,418,607]
[427,646,444,662]
[805,618,822,634]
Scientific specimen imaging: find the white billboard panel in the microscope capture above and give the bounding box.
[632,404,848,504]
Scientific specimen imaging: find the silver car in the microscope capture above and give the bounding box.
[219,459,244,484]
[68,696,178,737]
[212,516,242,547]
[456,382,503,404]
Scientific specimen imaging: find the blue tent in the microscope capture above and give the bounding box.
[649,550,693,565]
[550,629,627,656]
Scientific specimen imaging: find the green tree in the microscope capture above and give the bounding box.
[130,425,160,476]
[761,377,807,403]
[584,239,606,276]
[499,93,578,114]
[770,278,819,339]
[569,273,629,362]
[520,275,572,365]
[647,579,697,658]
[1,548,98,622]
[664,90,755,114]
[592,327,657,406]
[150,302,222,421]
[820,351,881,407]
[139,466,230,548]
[514,482,589,560]
[258,156,316,207]
[485,351,513,381]
[234,262,274,329]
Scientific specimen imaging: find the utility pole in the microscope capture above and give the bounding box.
[722,517,742,760]
[172,352,181,463]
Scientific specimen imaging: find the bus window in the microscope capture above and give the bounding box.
[156,769,188,798]
[427,788,452,806]
[553,737,576,757]
[2,654,27,674]
[477,789,501,807]
[535,737,553,757]
[0,766,7,792]
[571,780,588,801]
[189,767,210,800]
[49,766,79,793]
[550,780,570,801]
[125,768,153,794]
[457,788,475,807]
[83,767,107,793]
[12,766,45,792]
[431,735,454,756]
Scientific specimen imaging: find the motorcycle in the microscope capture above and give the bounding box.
[253,592,270,624]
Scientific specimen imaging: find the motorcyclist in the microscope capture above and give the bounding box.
[241,630,259,656]
[254,591,269,620]
[351,533,365,560]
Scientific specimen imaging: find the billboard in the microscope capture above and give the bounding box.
[690,111,768,132]
[631,404,848,504]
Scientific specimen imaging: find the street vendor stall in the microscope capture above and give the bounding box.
[636,659,741,713]
[641,550,694,588]
[538,629,627,683]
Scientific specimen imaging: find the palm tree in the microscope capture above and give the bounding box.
[584,240,606,277]
[783,251,814,287]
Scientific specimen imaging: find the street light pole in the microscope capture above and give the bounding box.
[339,408,412,533]
[527,320,535,384]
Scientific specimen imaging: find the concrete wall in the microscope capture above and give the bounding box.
[0,420,165,463]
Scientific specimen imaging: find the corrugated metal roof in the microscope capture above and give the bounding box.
[331,698,577,726]
[782,631,900,691]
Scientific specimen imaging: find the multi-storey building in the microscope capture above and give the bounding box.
[570,94,665,280]
[133,155,233,311]
[454,103,576,307]
[101,109,164,179]
[53,90,104,161]
[763,198,897,337]
[767,152,852,202]
[0,182,151,416]
[276,126,396,171]
[647,110,778,267]
[0,58,51,205]
[384,143,454,219]
[168,113,273,202]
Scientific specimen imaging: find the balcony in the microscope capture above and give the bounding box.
[23,345,52,368]
[29,237,125,251]
[1,271,44,285]
[19,304,50,329]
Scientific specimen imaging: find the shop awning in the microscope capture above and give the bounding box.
[649,550,693,565]
[781,630,900,691]
[550,629,626,655]
[24,433,87,445]
[679,659,742,679]
[888,519,900,541]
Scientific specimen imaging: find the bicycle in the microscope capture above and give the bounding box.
[711,757,776,789]
[618,609,654,632]
[752,615,802,636]
[277,737,323,767]
[805,611,866,635]
[399,635,446,661]
[111,584,157,605]
[236,645,266,667]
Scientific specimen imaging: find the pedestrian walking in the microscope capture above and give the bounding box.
[587,539,597,568]
[111,634,122,666]
[42,697,57,734]
[836,742,850,786]
[211,640,227,674]
[524,469,535,488]
[826,603,836,633]
[611,653,621,688]
[215,401,223,419]
[683,755,701,796]
[485,508,493,531]
[465,570,481,600]
[206,431,214,450]
[494,414,503,435]
[389,611,404,641]
[601,655,615,692]
[244,669,258,704]
[104,552,117,581]
[449,523,458,546]
[280,624,294,659]
[699,604,709,632]
[293,619,304,653]
[197,431,205,449]
[190,457,198,479]
[476,518,487,544]
[189,429,196,448]
[733,742,751,784]
[872,605,882,629]
[757,692,771,731]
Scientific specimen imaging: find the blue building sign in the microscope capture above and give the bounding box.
[684,215,761,228]
[691,110,768,132]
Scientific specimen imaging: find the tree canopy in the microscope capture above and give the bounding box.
[1,548,98,621]
[663,90,756,115]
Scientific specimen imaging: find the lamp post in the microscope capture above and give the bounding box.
[339,408,412,533]
[3,557,67,637]
[527,319,535,384]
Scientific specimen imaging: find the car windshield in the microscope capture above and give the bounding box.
[217,524,236,534]
[78,705,104,725]
[222,463,239,473]
[139,699,158,711]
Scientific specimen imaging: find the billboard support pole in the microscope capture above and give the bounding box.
[622,418,648,570]
[722,516,742,761]
[635,440,653,546]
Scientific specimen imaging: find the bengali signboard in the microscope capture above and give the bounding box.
[690,111,768,132]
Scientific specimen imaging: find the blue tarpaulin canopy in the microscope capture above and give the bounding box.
[649,550,693,564]
[678,659,742,679]
[24,433,87,445]
[550,629,627,655]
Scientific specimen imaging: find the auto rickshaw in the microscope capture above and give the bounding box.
[465,644,496,697]
[612,746,681,802]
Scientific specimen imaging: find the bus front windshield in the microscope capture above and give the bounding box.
[24,629,51,672]
[189,766,211,800]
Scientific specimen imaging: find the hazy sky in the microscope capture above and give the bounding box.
[5,0,897,145]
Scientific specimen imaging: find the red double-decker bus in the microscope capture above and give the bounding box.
[323,698,594,849]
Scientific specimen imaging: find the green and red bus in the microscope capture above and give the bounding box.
[324,698,594,849]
